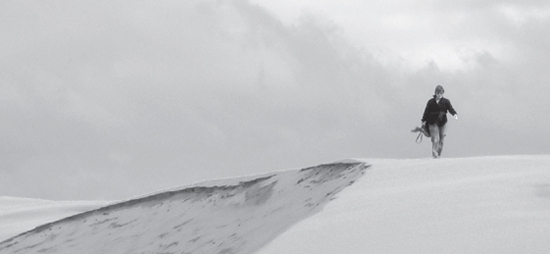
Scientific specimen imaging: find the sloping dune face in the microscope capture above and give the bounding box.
[0,198,111,242]
[0,162,368,254]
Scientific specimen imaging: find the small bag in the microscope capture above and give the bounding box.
[411,125,430,143]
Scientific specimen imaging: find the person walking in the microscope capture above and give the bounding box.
[421,85,458,158]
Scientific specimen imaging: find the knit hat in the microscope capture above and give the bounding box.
[435,85,444,94]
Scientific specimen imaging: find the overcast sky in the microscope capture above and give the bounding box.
[1,0,549,200]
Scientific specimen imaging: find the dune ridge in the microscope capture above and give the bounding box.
[0,161,368,254]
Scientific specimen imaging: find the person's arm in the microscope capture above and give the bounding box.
[447,100,458,119]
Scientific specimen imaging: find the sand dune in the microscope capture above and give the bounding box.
[0,161,368,254]
[2,156,549,253]
[259,156,550,254]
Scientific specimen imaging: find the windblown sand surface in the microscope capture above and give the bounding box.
[1,162,367,254]
[2,156,549,254]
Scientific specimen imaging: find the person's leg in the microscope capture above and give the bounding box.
[429,124,440,158]
[438,124,447,157]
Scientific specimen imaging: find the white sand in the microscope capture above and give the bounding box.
[0,162,367,253]
[259,156,550,253]
[1,156,549,253]
[0,198,110,242]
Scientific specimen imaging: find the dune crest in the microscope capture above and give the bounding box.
[0,162,368,254]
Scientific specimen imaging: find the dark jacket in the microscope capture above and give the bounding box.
[422,96,457,126]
